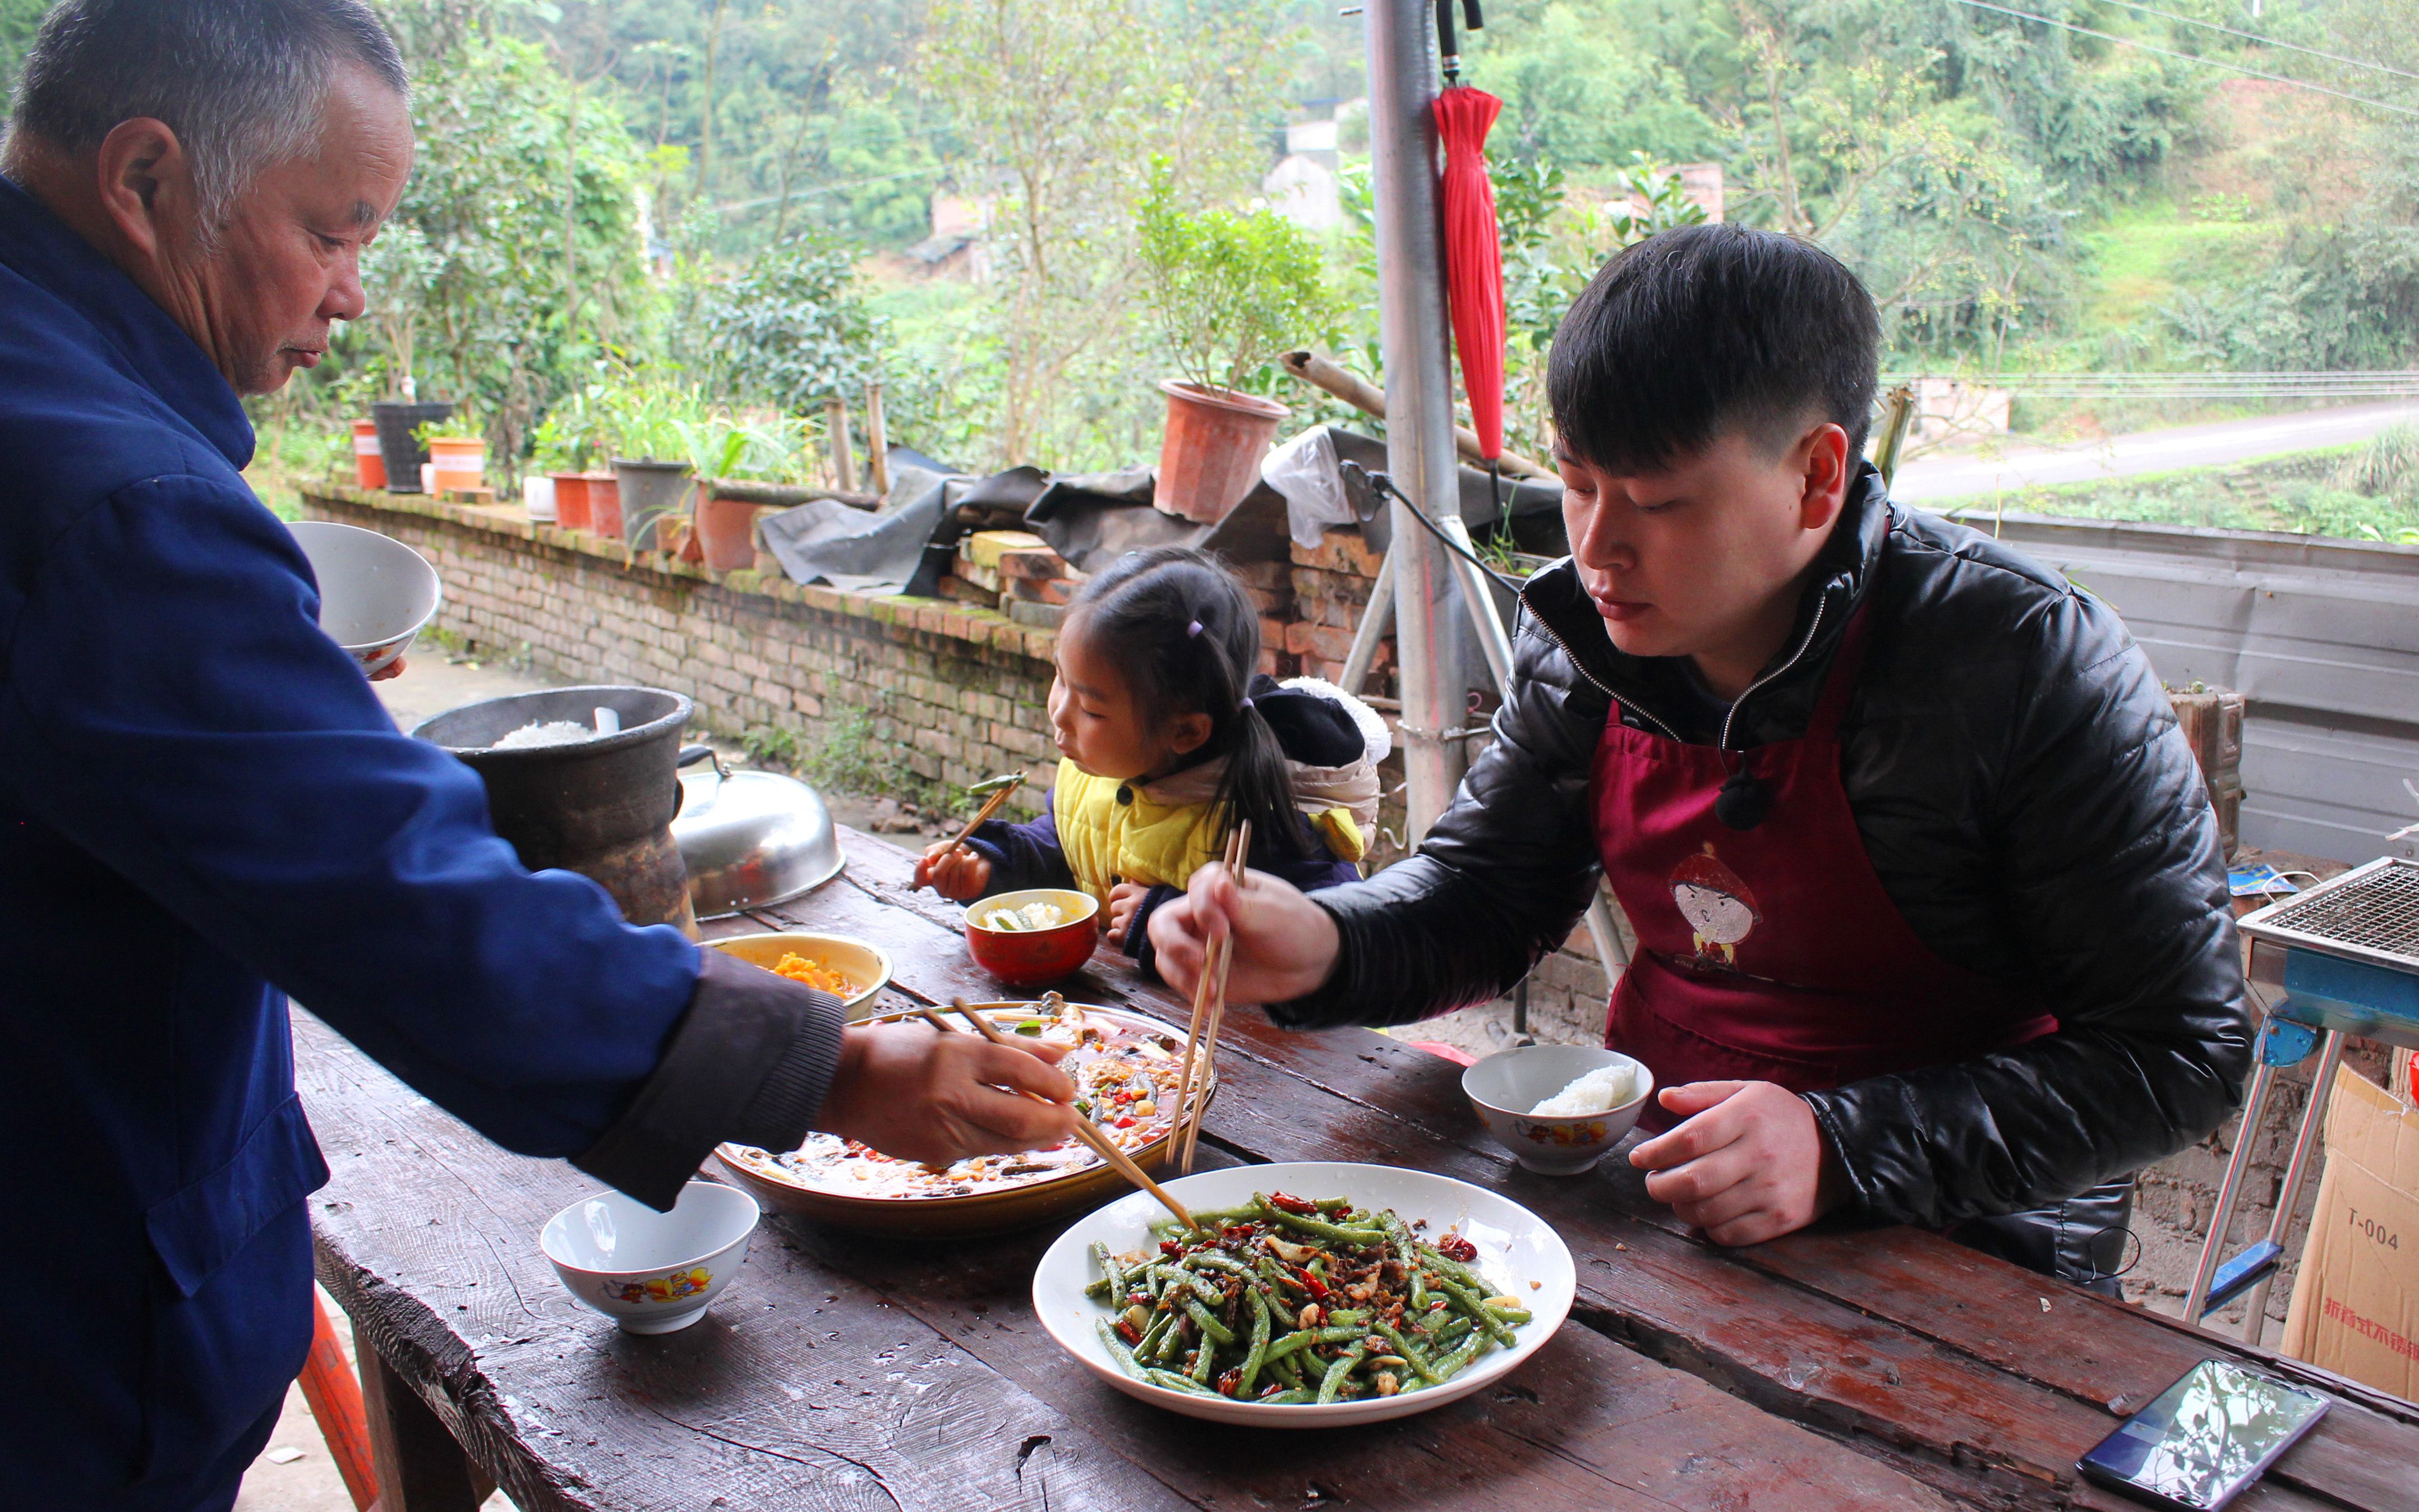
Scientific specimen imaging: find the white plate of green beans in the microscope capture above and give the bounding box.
[1031,1161,1576,1425]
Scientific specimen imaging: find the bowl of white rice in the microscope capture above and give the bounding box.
[1461,1045,1654,1175]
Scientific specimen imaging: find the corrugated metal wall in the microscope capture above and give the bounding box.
[1938,510,2419,865]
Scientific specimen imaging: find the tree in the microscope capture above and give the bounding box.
[702,236,882,414]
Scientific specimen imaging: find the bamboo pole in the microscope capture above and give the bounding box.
[1278,349,1559,482]
[864,380,890,497]
[824,398,857,492]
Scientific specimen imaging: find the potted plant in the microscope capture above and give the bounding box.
[417,414,488,497]
[532,386,610,531]
[362,222,448,493]
[371,399,453,494]
[688,412,812,571]
[602,380,704,547]
[1136,158,1335,523]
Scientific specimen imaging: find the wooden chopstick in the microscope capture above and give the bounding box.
[938,775,1025,860]
[918,1001,1197,1232]
[1177,819,1250,1174]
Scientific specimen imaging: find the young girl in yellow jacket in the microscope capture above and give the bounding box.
[914,547,1386,979]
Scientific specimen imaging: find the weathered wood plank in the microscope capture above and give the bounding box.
[796,829,2380,1510]
[300,1011,1194,1512]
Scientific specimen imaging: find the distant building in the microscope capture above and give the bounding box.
[1285,118,1341,171]
[901,192,995,282]
[1263,154,1341,231]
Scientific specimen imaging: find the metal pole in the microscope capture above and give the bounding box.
[2185,1054,2276,1326]
[1338,540,1398,697]
[2237,1029,2345,1343]
[1441,511,1632,976]
[1363,0,1465,841]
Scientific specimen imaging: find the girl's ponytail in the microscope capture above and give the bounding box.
[1064,547,1306,858]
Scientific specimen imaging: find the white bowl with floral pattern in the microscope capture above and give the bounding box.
[1462,1045,1654,1174]
[540,1179,759,1334]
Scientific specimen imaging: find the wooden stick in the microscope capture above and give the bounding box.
[864,380,890,497]
[1177,819,1250,1174]
[1277,349,1560,482]
[938,775,1024,861]
[920,1002,1196,1231]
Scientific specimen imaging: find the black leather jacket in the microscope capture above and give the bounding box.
[1277,468,2251,1272]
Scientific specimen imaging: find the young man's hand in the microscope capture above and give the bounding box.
[914,841,992,900]
[1104,880,1146,947]
[814,1020,1076,1164]
[1628,1081,1846,1246]
[1146,864,1339,1004]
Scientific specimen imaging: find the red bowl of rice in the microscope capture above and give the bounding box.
[962,888,1099,987]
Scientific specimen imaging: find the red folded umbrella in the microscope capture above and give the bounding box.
[1434,85,1506,462]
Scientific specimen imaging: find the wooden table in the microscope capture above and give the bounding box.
[303,829,2419,1511]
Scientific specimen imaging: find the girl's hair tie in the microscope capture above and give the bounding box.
[1238,697,1255,711]
[1186,619,1203,637]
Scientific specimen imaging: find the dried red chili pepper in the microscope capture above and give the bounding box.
[1266,1192,1319,1215]
[1437,1233,1478,1262]
[1216,1367,1243,1397]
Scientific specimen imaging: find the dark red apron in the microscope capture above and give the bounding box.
[1592,582,2057,1132]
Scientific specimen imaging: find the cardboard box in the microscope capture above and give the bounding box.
[2280,1064,2419,1400]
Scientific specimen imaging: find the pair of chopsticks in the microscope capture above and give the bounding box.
[915,999,1199,1232]
[938,774,1025,861]
[1169,819,1250,1176]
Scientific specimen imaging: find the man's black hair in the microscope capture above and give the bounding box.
[1547,223,1880,473]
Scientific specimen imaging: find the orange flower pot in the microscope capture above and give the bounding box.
[351,419,386,490]
[1155,380,1288,524]
[549,471,591,531]
[584,471,623,538]
[695,488,764,573]
[428,436,486,495]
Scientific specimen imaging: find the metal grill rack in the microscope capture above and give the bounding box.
[2185,857,2419,1338]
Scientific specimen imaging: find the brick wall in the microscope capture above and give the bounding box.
[302,486,1062,810]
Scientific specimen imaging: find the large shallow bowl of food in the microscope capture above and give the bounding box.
[715,994,1212,1237]
[707,931,891,1017]
[1033,1160,1574,1427]
[964,888,1098,987]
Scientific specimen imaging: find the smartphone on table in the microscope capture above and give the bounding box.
[2076,1358,2330,1510]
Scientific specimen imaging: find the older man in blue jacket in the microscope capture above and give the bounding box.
[0,3,1076,1506]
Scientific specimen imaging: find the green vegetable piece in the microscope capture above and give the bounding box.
[1096,1317,1141,1377]
[1188,1338,1217,1384]
[1316,1341,1370,1404]
[1144,1367,1216,1395]
[1377,1321,1446,1385]
[1256,1388,1315,1405]
[1183,1298,1236,1346]
[1236,1289,1274,1395]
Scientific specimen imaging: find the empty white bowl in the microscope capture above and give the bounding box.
[286,519,443,676]
[1462,1044,1655,1175]
[539,1180,759,1334]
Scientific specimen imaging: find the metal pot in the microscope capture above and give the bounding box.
[671,753,846,918]
[411,685,699,936]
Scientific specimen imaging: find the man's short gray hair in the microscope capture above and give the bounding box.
[6,0,407,229]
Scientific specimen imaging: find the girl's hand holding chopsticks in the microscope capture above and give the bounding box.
[914,842,992,900]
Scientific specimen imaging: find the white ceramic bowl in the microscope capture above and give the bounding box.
[286,519,443,676]
[1462,1045,1655,1174]
[1033,1160,1574,1426]
[540,1179,759,1334]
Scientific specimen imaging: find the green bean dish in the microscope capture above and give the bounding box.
[1082,1191,1535,1404]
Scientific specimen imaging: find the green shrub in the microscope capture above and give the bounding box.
[1135,156,1335,394]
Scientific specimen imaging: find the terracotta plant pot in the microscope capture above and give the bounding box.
[584,471,623,538]
[612,458,695,548]
[695,487,764,573]
[351,418,386,490]
[1155,380,1288,524]
[429,436,486,496]
[549,471,591,531]
[370,400,453,494]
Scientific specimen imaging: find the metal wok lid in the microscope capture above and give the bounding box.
[671,760,845,918]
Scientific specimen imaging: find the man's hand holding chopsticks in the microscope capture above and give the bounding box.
[1148,863,1339,1006]
[815,1021,1076,1163]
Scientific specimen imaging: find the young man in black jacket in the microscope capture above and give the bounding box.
[1149,224,2250,1289]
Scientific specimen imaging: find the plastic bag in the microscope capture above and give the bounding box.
[1262,426,1357,550]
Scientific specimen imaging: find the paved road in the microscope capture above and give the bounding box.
[1890,399,2419,504]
